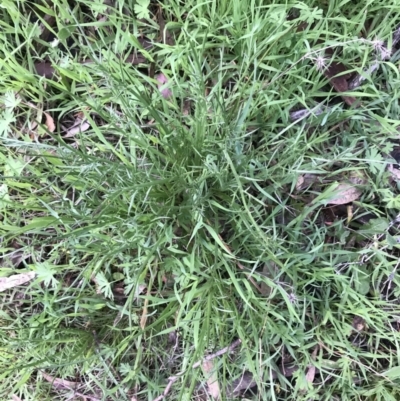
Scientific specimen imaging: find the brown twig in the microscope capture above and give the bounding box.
[153,377,178,401]
[153,339,242,401]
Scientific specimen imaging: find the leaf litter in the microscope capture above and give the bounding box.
[63,114,91,137]
[326,182,362,205]
[202,360,221,400]
[0,272,36,292]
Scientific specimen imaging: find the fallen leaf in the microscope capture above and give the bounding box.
[34,62,55,79]
[305,345,319,384]
[44,112,55,133]
[0,272,36,292]
[322,53,356,106]
[132,283,146,298]
[202,360,220,400]
[327,182,362,205]
[296,173,319,191]
[323,61,350,91]
[64,117,91,137]
[305,365,316,384]
[156,73,172,99]
[42,372,79,390]
[388,164,400,181]
[296,175,305,191]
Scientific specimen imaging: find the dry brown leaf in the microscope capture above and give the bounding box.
[305,365,316,384]
[30,120,38,131]
[0,272,35,292]
[296,175,305,191]
[156,73,172,99]
[348,172,367,186]
[42,372,79,390]
[322,51,357,106]
[202,360,220,400]
[388,164,400,181]
[35,62,55,78]
[327,182,362,205]
[44,112,55,133]
[305,345,319,384]
[64,117,91,137]
[296,174,319,192]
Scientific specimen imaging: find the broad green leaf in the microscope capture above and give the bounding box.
[134,0,150,19]
[4,156,25,177]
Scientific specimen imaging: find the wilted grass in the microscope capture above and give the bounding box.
[2,0,400,400]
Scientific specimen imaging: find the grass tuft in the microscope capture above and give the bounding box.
[2,1,400,400]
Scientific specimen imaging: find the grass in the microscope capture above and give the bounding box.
[2,0,400,400]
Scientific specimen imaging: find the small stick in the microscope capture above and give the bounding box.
[152,339,242,401]
[153,377,178,401]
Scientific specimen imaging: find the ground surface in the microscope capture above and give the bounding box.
[2,0,400,400]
